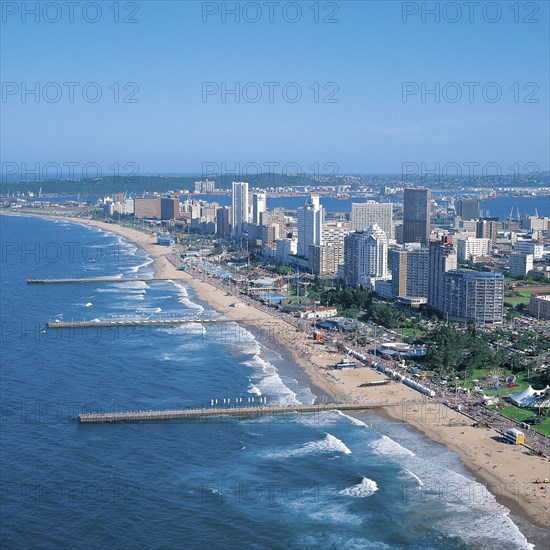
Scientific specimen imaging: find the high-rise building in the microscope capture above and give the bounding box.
[297,194,323,259]
[216,206,231,236]
[231,181,249,236]
[391,245,429,299]
[456,199,480,220]
[260,208,286,240]
[521,215,550,232]
[309,221,349,276]
[351,201,393,239]
[124,198,134,215]
[444,271,504,324]
[403,188,431,245]
[323,221,350,248]
[309,244,339,276]
[343,232,362,287]
[509,252,533,278]
[428,236,457,313]
[343,225,389,288]
[252,193,266,225]
[529,294,550,320]
[513,240,544,260]
[275,238,297,264]
[391,249,408,298]
[407,247,430,298]
[323,222,350,264]
[194,179,216,193]
[261,225,278,244]
[476,219,499,244]
[457,237,491,262]
[160,197,179,220]
[134,197,160,219]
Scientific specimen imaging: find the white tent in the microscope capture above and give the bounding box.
[509,385,550,408]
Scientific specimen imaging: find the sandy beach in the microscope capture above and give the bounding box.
[4,213,549,538]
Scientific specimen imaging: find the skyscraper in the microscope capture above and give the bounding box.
[403,188,431,245]
[476,219,498,244]
[309,244,339,276]
[428,236,457,313]
[391,249,408,298]
[444,271,504,324]
[231,181,249,236]
[456,199,480,220]
[216,206,231,236]
[351,201,394,239]
[160,197,179,220]
[392,244,429,299]
[297,194,323,259]
[260,208,286,239]
[343,225,389,288]
[251,193,266,225]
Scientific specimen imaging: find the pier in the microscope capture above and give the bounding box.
[27,277,185,284]
[78,400,429,424]
[47,317,256,329]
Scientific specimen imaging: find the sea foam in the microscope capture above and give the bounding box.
[339,477,378,498]
[371,435,415,458]
[266,433,352,459]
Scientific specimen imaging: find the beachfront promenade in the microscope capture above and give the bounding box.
[78,399,430,424]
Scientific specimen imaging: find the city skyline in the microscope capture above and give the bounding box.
[2,2,550,548]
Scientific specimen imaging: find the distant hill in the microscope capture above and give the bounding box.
[2,171,547,197]
[0,173,322,196]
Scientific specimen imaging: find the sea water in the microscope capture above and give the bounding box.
[0,215,539,549]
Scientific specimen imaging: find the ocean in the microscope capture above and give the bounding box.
[0,215,541,549]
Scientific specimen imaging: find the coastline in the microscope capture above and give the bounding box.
[3,212,549,542]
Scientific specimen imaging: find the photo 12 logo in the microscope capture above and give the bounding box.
[401,161,540,183]
[0,400,141,423]
[202,82,339,104]
[1,161,139,183]
[402,82,539,104]
[201,2,339,24]
[2,82,140,104]
[202,161,339,183]
[0,321,144,346]
[201,481,340,504]
[401,2,540,24]
[1,481,140,504]
[1,2,140,24]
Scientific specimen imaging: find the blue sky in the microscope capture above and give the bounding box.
[1,0,549,176]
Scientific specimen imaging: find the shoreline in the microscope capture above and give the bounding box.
[3,212,549,544]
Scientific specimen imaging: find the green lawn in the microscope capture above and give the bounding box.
[505,288,548,306]
[504,296,530,306]
[460,368,550,437]
[491,405,550,437]
[395,327,426,338]
[456,368,548,397]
